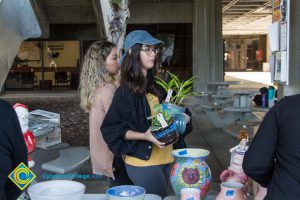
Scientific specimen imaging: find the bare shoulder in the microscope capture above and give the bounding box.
[95,85,116,99]
[94,85,117,111]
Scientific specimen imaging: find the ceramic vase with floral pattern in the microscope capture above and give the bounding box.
[170,148,212,199]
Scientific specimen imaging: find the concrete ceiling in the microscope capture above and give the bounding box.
[29,0,273,40]
[29,0,105,40]
[222,0,272,35]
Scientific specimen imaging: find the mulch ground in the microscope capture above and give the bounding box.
[4,96,89,146]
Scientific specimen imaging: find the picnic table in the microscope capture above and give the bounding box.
[207,81,230,94]
[200,103,252,128]
[207,81,243,94]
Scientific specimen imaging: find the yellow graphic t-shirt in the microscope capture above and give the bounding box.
[125,93,174,166]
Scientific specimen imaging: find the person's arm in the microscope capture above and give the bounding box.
[101,88,166,156]
[229,145,239,153]
[89,87,114,178]
[243,98,283,187]
[125,129,165,148]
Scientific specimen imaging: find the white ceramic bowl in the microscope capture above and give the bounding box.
[106,185,146,200]
[28,180,85,200]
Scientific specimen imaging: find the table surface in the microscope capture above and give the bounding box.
[207,81,243,85]
[223,90,258,95]
[84,194,162,200]
[164,194,216,200]
[84,194,217,200]
[207,81,230,86]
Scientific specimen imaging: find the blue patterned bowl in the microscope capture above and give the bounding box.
[106,185,146,200]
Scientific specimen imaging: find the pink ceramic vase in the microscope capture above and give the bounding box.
[216,182,247,200]
[254,185,267,200]
[220,169,248,184]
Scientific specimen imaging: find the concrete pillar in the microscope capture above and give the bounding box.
[0,84,5,96]
[0,0,41,89]
[281,1,300,96]
[193,0,223,92]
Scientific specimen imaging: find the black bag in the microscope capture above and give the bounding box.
[253,87,269,106]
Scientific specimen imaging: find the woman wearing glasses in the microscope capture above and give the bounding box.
[101,30,173,198]
[79,41,132,187]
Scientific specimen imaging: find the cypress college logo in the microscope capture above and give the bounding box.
[8,162,36,190]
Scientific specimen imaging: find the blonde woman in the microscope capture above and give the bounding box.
[80,41,132,186]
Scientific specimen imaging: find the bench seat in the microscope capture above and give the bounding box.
[42,147,90,174]
[223,106,251,112]
[211,94,233,99]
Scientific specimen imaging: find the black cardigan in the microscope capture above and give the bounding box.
[101,86,153,160]
[101,86,193,160]
[243,94,300,200]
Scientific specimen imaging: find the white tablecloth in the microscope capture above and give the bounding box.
[84,194,162,200]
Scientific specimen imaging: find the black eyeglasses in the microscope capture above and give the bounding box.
[140,47,159,55]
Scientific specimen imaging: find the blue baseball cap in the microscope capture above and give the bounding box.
[119,30,163,64]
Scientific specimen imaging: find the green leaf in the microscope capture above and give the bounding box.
[157,72,198,105]
[155,81,169,92]
[180,86,193,96]
[182,76,197,88]
[150,125,160,131]
[168,72,180,89]
[162,110,172,121]
[147,116,155,120]
[167,79,175,90]
[153,104,163,113]
[155,76,168,85]
[151,117,160,127]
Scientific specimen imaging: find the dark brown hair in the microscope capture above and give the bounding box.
[238,131,248,142]
[120,43,160,96]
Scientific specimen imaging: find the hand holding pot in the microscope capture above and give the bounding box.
[145,129,165,148]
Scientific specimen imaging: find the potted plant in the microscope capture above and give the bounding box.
[155,71,198,113]
[148,104,178,145]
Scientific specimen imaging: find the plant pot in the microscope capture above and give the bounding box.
[216,182,246,200]
[170,148,212,199]
[173,113,186,135]
[162,102,185,115]
[220,169,247,185]
[151,120,178,146]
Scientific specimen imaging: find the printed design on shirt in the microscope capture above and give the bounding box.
[8,162,36,190]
